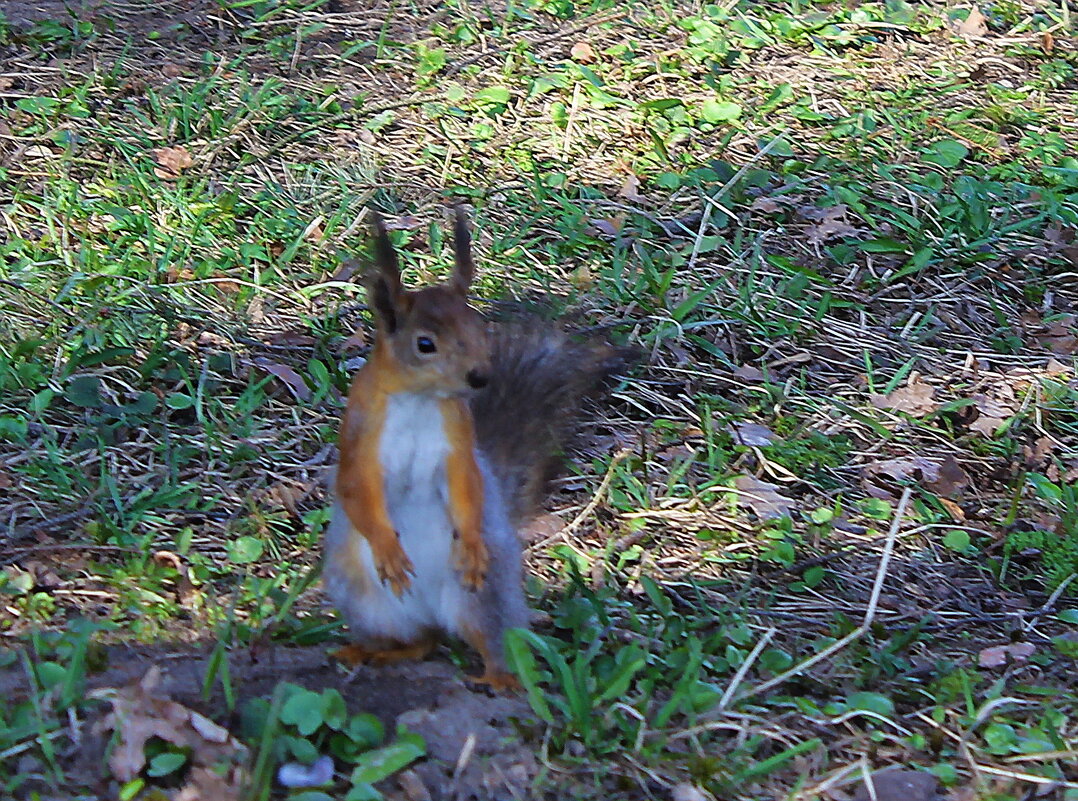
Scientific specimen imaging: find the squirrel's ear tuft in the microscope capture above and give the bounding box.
[451,204,474,295]
[369,273,401,333]
[370,210,401,279]
[367,209,405,332]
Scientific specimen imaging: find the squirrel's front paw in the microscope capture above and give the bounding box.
[372,537,415,596]
[452,532,489,591]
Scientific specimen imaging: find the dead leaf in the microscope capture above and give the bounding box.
[852,767,939,801]
[655,442,696,463]
[939,497,966,522]
[1023,436,1055,471]
[152,550,183,571]
[978,642,1035,668]
[968,410,1006,436]
[955,6,988,37]
[569,263,594,290]
[254,359,311,401]
[267,330,317,348]
[932,454,970,497]
[570,41,596,62]
[332,258,363,283]
[189,710,231,743]
[175,766,244,801]
[343,355,367,372]
[261,481,312,518]
[730,422,777,447]
[521,512,565,543]
[165,267,195,283]
[119,78,149,97]
[732,364,765,382]
[750,191,801,215]
[618,174,645,203]
[801,204,859,245]
[247,295,266,325]
[732,475,795,519]
[23,560,63,590]
[151,550,196,605]
[213,280,242,295]
[151,145,194,179]
[1041,224,1078,268]
[1042,357,1070,377]
[1044,224,1075,246]
[1006,357,1072,388]
[862,455,969,500]
[871,376,938,417]
[969,383,1018,437]
[587,217,623,238]
[305,221,324,243]
[798,203,844,222]
[1036,317,1078,355]
[865,457,930,495]
[0,468,11,489]
[339,329,368,352]
[1042,30,1055,54]
[94,666,247,785]
[196,331,227,348]
[750,197,784,214]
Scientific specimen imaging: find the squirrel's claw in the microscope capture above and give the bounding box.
[373,538,415,596]
[453,534,489,591]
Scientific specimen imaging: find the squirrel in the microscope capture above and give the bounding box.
[322,206,626,691]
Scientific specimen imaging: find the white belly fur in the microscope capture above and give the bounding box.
[324,392,468,642]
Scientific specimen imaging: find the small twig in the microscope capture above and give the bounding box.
[717,626,775,710]
[685,204,713,274]
[828,708,912,736]
[958,696,1035,750]
[1023,571,1077,632]
[0,727,66,762]
[860,759,878,801]
[528,448,631,551]
[795,760,872,800]
[973,763,1078,790]
[735,487,913,702]
[761,522,1002,579]
[0,279,78,319]
[450,732,476,786]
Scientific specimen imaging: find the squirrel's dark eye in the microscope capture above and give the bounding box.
[416,336,437,354]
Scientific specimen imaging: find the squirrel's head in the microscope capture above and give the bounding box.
[364,206,492,398]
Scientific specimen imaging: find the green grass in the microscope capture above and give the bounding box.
[2,0,1078,797]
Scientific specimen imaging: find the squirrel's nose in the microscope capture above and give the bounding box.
[466,369,489,389]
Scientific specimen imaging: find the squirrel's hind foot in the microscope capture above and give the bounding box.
[332,638,436,667]
[466,670,521,693]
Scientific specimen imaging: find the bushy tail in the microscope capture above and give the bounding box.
[470,324,630,526]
